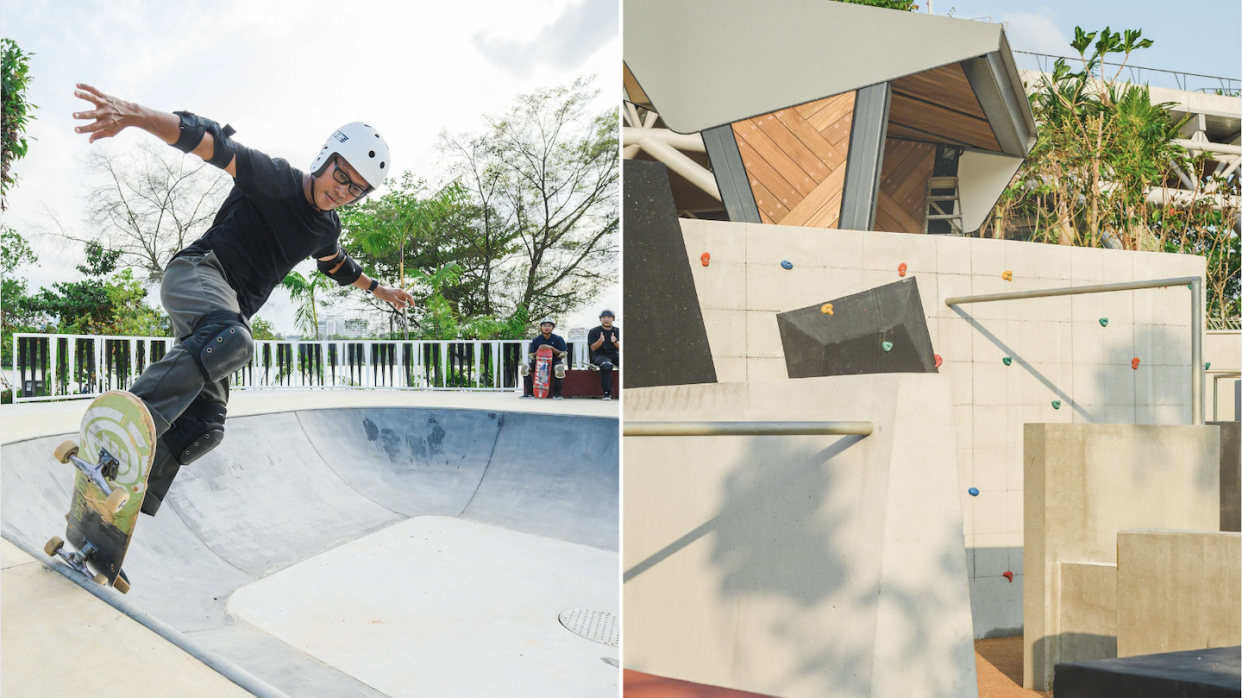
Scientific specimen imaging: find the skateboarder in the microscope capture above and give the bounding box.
[587,310,620,400]
[520,317,567,399]
[72,84,415,516]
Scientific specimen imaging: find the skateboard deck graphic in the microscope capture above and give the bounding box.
[46,390,157,592]
[533,345,554,398]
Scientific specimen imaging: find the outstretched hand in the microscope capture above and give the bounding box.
[72,84,140,143]
[375,285,415,310]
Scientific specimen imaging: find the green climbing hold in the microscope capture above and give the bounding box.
[1206,362,1211,370]
[1002,356,1012,366]
[1099,318,1108,327]
[1052,400,1062,409]
[882,341,893,352]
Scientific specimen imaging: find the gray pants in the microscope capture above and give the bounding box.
[131,251,249,515]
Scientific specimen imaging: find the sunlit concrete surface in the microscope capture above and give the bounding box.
[0,539,251,698]
[230,516,618,697]
[2,390,618,696]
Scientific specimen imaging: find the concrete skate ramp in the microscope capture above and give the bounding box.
[2,407,619,697]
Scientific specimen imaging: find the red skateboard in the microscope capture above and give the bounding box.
[533,345,553,398]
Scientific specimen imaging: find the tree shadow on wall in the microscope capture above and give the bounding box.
[625,433,974,698]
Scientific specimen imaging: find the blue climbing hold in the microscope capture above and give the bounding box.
[968,487,980,497]
[881,341,893,352]
[780,260,793,270]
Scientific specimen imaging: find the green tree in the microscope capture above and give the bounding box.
[280,271,334,339]
[250,316,278,340]
[24,242,171,336]
[1000,26,1239,324]
[1,228,40,367]
[1,38,36,210]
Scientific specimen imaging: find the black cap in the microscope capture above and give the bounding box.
[599,309,615,318]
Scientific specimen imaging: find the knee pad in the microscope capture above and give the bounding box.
[163,394,227,465]
[180,310,253,382]
[554,362,566,379]
[598,360,613,371]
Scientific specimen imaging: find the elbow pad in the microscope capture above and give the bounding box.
[173,111,237,170]
[316,249,363,286]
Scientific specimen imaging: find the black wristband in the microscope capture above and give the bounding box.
[367,278,379,293]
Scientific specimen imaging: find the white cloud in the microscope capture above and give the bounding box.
[4,0,619,335]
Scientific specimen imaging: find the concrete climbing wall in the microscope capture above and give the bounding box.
[679,218,1206,638]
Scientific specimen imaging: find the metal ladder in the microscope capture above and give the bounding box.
[925,176,962,234]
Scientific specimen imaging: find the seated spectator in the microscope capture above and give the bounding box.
[588,309,620,400]
[520,317,567,399]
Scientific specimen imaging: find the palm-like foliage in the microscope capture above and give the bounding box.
[281,271,333,339]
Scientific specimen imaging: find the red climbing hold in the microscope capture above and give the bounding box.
[700,252,710,267]
[1003,571,1014,582]
[1132,357,1140,370]
[934,354,943,368]
[898,263,907,277]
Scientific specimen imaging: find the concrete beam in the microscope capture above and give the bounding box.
[839,82,891,232]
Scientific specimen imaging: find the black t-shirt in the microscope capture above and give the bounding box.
[178,144,341,317]
[588,325,620,357]
[528,333,567,355]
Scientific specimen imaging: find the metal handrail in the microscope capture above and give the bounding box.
[1210,370,1242,422]
[946,276,1205,424]
[624,421,874,437]
[1013,50,1241,94]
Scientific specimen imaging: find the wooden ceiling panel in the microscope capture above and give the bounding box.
[888,61,1001,152]
[891,63,985,120]
[888,93,1000,151]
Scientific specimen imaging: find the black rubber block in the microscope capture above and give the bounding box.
[623,160,717,389]
[1054,646,1241,698]
[777,277,937,378]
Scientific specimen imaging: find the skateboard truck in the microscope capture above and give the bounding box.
[43,536,131,593]
[54,441,130,514]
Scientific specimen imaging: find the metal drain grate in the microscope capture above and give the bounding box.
[558,608,618,647]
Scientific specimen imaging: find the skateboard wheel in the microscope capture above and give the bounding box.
[54,440,79,464]
[44,536,65,557]
[104,488,130,514]
[113,575,131,594]
[92,573,108,585]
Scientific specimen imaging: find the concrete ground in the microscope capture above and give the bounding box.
[1,389,618,697]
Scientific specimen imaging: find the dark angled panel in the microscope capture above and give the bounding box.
[702,124,761,224]
[1053,646,1241,698]
[776,277,936,378]
[623,160,717,389]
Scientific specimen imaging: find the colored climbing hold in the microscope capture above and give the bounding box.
[934,354,943,368]
[1052,400,1062,409]
[881,341,893,352]
[1002,356,1012,366]
[968,487,980,497]
[898,263,907,277]
[1099,318,1109,327]
[821,303,834,315]
[700,252,710,266]
[781,260,793,270]
[1132,357,1140,370]
[1002,270,1013,281]
[1003,571,1014,582]
[1206,362,1212,370]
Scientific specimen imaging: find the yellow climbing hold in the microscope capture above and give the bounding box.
[1002,270,1013,281]
[821,303,834,315]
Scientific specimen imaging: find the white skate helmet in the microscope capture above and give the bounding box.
[310,122,391,196]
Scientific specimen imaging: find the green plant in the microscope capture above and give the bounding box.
[1,38,36,210]
[280,271,334,339]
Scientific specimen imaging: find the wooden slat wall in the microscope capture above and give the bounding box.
[732,92,854,228]
[874,138,935,235]
[889,63,1000,152]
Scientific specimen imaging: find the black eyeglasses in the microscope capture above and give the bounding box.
[331,158,368,198]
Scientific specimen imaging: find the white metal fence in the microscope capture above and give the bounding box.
[8,333,599,403]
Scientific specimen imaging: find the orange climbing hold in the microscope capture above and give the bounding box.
[1002,270,1013,281]
[898,263,907,277]
[1132,357,1140,370]
[700,252,710,266]
[821,303,834,315]
[934,354,943,368]
[1003,571,1014,582]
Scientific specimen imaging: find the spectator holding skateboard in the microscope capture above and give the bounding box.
[71,84,415,517]
[588,310,620,400]
[520,317,567,399]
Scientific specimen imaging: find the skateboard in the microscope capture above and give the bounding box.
[44,390,157,594]
[533,345,554,398]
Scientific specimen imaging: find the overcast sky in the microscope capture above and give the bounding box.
[2,0,619,336]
